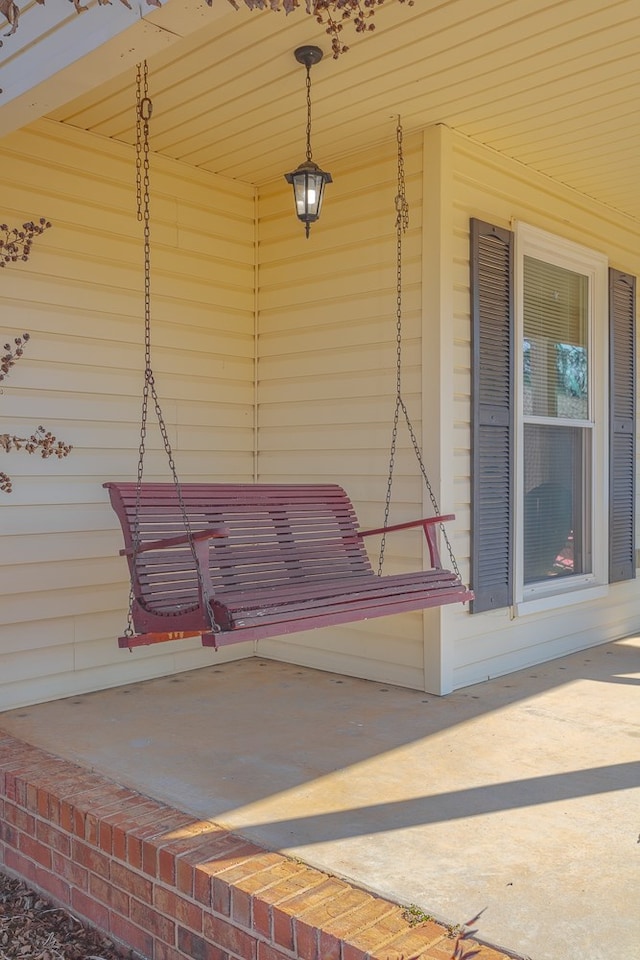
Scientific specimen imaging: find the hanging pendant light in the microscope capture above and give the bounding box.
[284,45,332,238]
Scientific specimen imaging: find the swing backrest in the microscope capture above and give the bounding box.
[105,482,375,615]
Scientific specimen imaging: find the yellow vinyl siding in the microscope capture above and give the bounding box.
[4,110,640,708]
[0,119,256,710]
[255,134,430,687]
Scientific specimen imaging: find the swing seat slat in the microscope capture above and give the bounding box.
[104,482,473,649]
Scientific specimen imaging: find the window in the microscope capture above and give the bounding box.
[470,219,636,614]
[516,226,607,604]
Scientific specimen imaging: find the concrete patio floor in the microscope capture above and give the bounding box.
[1,637,638,960]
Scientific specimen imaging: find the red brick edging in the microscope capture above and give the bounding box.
[0,731,509,960]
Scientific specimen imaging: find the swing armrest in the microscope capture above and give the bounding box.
[123,528,221,622]
[358,515,455,570]
[119,526,228,557]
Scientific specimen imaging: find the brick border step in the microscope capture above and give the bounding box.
[0,731,513,960]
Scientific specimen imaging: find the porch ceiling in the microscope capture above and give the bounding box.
[9,0,640,219]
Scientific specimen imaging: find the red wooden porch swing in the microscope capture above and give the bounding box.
[105,67,472,651]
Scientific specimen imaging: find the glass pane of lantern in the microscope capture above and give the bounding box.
[293,176,308,214]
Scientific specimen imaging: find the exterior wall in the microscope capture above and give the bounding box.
[447,125,640,690]
[255,134,435,690]
[4,115,639,708]
[0,120,256,711]
[255,124,640,695]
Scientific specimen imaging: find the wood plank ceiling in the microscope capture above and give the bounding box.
[46,0,640,220]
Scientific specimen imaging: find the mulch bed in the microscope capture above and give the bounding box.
[0,872,133,960]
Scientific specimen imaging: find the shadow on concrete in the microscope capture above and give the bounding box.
[230,760,640,841]
[1,635,639,960]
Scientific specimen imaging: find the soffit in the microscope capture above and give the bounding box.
[44,0,640,220]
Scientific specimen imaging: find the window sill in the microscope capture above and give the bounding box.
[514,583,609,617]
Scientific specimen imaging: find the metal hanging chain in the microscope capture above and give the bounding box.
[135,61,147,225]
[378,118,462,583]
[126,61,221,640]
[305,64,313,161]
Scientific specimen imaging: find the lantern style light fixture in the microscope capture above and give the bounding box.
[285,45,332,238]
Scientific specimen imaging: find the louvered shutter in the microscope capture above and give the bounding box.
[609,269,636,582]
[470,220,515,612]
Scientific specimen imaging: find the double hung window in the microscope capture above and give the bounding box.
[470,219,635,614]
[517,226,607,604]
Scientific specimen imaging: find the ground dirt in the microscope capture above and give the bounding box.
[0,872,133,960]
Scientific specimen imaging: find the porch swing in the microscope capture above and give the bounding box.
[104,65,473,651]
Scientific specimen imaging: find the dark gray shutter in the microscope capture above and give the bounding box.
[470,219,514,612]
[609,269,636,582]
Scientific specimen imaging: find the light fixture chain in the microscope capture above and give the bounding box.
[305,65,313,162]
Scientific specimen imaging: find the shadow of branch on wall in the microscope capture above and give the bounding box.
[1,219,72,493]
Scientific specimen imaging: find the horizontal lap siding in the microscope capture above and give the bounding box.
[451,131,640,688]
[256,136,428,686]
[0,120,256,710]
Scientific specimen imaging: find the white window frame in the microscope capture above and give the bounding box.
[513,222,609,613]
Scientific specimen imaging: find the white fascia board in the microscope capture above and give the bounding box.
[0,0,228,137]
